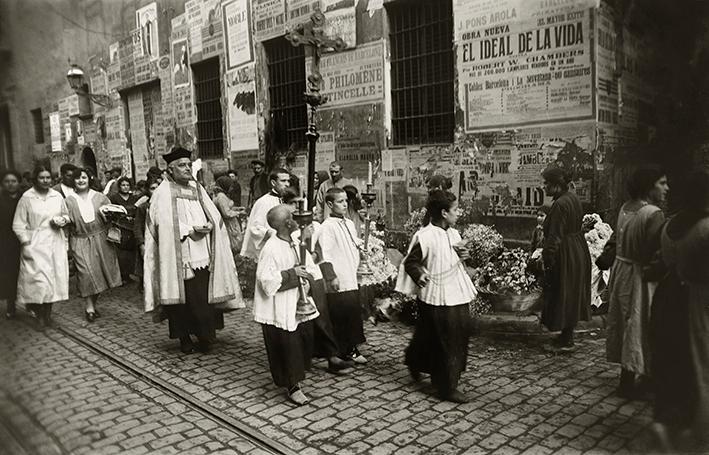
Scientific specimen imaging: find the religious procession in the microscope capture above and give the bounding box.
[2,0,709,454]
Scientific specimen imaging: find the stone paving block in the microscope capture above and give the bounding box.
[479,433,510,450]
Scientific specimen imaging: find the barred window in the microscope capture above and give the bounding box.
[388,0,455,145]
[193,58,224,159]
[265,37,307,149]
[31,108,44,144]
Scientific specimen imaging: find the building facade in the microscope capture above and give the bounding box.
[0,0,699,236]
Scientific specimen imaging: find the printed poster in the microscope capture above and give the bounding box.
[49,112,62,152]
[186,0,204,57]
[335,134,381,186]
[455,0,595,131]
[595,2,617,125]
[174,84,194,129]
[118,32,137,88]
[315,130,335,172]
[306,40,384,107]
[136,2,159,61]
[128,92,150,179]
[253,0,285,41]
[223,0,253,69]
[226,64,258,152]
[109,42,120,63]
[324,6,356,49]
[90,69,107,97]
[172,38,190,88]
[380,149,406,182]
[201,0,224,60]
[158,55,175,153]
[287,0,320,29]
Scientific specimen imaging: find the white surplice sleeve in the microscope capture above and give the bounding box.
[256,247,284,297]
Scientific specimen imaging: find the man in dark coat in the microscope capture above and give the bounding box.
[541,167,591,351]
[247,160,270,208]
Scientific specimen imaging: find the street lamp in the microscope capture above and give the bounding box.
[66,64,113,108]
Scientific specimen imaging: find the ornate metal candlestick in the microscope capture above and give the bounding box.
[357,183,377,277]
[292,200,317,316]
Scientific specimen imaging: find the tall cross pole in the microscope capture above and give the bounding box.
[285,11,346,207]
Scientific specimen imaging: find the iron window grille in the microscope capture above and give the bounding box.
[265,37,307,150]
[388,0,455,145]
[193,58,224,159]
[31,108,44,144]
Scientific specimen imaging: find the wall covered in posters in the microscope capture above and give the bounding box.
[52,0,669,235]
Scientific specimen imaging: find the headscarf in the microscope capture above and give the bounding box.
[214,176,232,194]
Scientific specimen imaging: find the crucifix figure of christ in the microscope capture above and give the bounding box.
[285,11,346,207]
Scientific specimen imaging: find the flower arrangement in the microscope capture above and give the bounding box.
[403,207,427,239]
[583,213,613,261]
[475,248,539,295]
[234,255,257,298]
[460,224,504,268]
[582,213,613,309]
[358,231,398,287]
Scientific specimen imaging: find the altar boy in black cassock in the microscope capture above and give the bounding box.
[315,188,367,364]
[253,204,321,405]
[395,190,477,403]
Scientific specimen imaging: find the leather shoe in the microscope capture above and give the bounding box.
[85,311,97,323]
[179,337,195,354]
[442,389,470,403]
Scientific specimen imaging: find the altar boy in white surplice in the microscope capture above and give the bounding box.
[254,205,321,406]
[315,188,367,364]
[395,190,477,403]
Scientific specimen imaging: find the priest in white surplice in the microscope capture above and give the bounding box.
[240,168,291,260]
[144,147,244,355]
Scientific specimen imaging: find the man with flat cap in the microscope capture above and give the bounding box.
[143,147,244,354]
[248,159,270,209]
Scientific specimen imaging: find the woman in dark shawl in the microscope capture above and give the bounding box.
[651,170,709,452]
[541,167,591,351]
[0,170,22,318]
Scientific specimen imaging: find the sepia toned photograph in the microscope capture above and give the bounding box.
[0,0,707,453]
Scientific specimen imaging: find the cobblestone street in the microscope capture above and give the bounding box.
[1,283,655,454]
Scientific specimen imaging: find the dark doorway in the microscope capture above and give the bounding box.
[0,104,14,170]
[81,146,97,176]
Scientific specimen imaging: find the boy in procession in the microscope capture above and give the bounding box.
[253,204,322,405]
[395,190,477,403]
[315,188,367,364]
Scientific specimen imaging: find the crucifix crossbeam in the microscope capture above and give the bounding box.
[285,11,347,208]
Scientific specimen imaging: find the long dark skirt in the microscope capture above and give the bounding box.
[262,321,314,388]
[311,279,340,359]
[651,270,693,427]
[163,269,224,340]
[405,301,472,396]
[327,289,365,354]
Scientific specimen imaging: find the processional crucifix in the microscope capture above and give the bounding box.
[285,10,346,206]
[285,12,375,276]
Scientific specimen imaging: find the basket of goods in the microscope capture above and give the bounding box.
[474,248,542,314]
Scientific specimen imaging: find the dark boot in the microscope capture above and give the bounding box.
[43,303,53,327]
[617,368,636,399]
[179,336,195,354]
[5,300,16,319]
